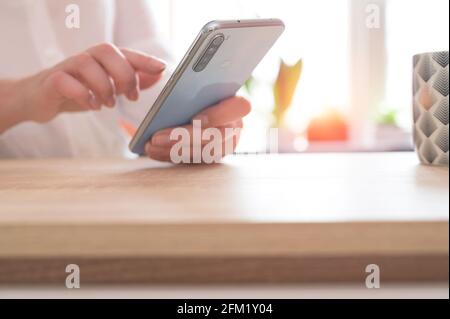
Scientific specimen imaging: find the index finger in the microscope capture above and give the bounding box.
[120,48,167,74]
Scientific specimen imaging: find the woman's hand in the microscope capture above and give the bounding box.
[145,96,251,163]
[15,43,166,123]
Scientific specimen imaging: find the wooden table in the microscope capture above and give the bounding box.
[0,152,448,285]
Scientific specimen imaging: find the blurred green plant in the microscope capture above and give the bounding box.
[243,76,256,95]
[376,109,399,126]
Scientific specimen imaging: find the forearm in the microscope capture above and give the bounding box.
[0,79,28,134]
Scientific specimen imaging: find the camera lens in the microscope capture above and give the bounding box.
[194,62,207,72]
[212,35,224,46]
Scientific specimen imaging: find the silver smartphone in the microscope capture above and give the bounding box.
[129,19,285,155]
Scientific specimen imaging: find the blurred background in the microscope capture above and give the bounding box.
[149,0,449,153]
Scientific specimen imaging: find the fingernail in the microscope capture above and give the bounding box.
[193,115,208,126]
[152,133,170,146]
[89,96,101,109]
[106,97,116,107]
[151,57,167,72]
[128,89,139,101]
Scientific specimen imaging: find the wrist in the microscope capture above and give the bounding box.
[13,78,33,123]
[0,79,30,133]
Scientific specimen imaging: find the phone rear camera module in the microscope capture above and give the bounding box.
[212,35,224,46]
[193,34,225,72]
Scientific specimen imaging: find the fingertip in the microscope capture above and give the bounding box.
[89,95,101,110]
[192,114,209,127]
[127,89,139,101]
[234,96,252,115]
[145,143,171,162]
[106,96,116,108]
[120,48,167,74]
[147,55,167,72]
[151,131,171,146]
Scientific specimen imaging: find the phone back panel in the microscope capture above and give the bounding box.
[130,20,284,154]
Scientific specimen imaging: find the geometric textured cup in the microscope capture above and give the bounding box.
[413,51,449,166]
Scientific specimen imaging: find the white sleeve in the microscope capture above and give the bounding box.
[113,0,174,127]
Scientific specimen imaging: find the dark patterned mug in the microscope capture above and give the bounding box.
[413,51,449,166]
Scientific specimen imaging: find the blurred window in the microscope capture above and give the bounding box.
[149,0,449,152]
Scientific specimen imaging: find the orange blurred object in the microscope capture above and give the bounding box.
[119,118,137,137]
[307,108,349,142]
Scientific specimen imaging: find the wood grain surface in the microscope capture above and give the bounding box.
[0,153,448,284]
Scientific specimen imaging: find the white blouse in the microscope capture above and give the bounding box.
[0,0,171,158]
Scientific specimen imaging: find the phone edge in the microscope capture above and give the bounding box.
[128,27,211,153]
